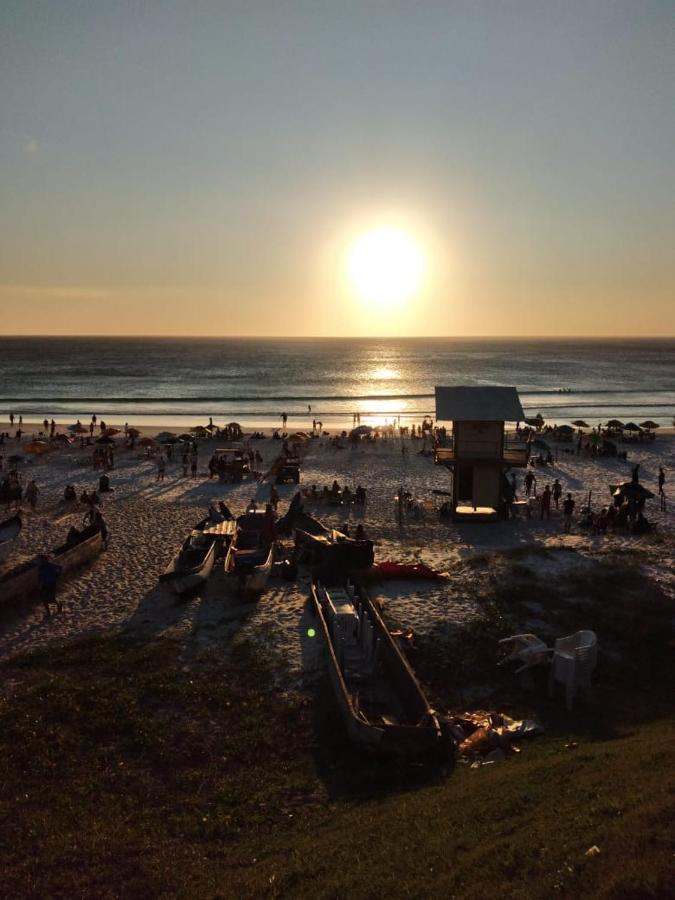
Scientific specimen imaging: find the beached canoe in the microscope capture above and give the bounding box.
[311,580,441,756]
[0,522,103,605]
[224,511,276,596]
[0,515,22,564]
[160,531,216,595]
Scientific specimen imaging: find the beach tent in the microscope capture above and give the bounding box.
[610,482,654,501]
[639,420,659,430]
[623,422,642,432]
[572,420,589,428]
[24,440,50,455]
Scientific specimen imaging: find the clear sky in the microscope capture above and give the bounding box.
[1,1,674,336]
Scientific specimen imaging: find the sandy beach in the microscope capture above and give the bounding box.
[1,421,673,673]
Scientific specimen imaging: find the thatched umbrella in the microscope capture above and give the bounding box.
[572,420,589,428]
[139,437,155,447]
[606,419,624,429]
[610,482,654,501]
[623,422,642,432]
[639,420,659,430]
[69,423,88,434]
[127,427,141,437]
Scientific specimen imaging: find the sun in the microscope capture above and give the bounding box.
[346,227,425,308]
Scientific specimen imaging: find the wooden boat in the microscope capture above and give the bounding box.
[311,580,441,756]
[160,530,216,595]
[0,522,103,605]
[224,511,275,596]
[0,515,22,564]
[295,517,374,574]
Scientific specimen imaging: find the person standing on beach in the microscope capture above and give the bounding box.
[524,470,534,497]
[50,419,56,437]
[552,479,562,509]
[191,453,198,478]
[540,485,552,520]
[658,467,666,510]
[182,452,189,477]
[281,412,287,432]
[9,413,14,427]
[563,493,575,533]
[38,554,63,617]
[157,453,166,482]
[26,480,39,510]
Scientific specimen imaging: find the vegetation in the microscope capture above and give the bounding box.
[1,550,673,898]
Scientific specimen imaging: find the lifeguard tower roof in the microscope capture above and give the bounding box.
[435,386,524,422]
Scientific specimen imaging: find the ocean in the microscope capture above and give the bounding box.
[0,337,673,431]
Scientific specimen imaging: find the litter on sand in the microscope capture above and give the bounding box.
[444,710,543,764]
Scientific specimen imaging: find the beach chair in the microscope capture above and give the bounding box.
[548,630,597,710]
[498,633,550,673]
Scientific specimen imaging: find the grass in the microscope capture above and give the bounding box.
[1,549,674,898]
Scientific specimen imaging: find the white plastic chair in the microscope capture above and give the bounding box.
[498,633,551,673]
[548,630,597,710]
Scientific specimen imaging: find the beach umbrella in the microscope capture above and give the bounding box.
[52,433,71,445]
[139,437,155,447]
[96,435,115,445]
[556,424,575,434]
[610,482,655,501]
[226,422,241,428]
[177,433,194,442]
[24,440,50,455]
[623,422,642,432]
[68,423,88,434]
[572,420,589,428]
[639,420,659,430]
[524,416,543,427]
[127,427,141,437]
[606,419,624,429]
[105,427,121,436]
[156,431,177,442]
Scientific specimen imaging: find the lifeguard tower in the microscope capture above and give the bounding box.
[434,386,529,521]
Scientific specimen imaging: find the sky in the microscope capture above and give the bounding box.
[1,1,674,337]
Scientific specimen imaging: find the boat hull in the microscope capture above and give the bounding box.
[0,524,102,605]
[311,583,441,756]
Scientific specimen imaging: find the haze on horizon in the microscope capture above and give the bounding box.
[1,2,674,338]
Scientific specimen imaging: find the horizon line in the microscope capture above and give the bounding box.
[1,334,674,340]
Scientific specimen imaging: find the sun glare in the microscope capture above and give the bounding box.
[347,228,425,308]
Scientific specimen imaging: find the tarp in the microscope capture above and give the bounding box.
[369,561,447,581]
[435,386,524,422]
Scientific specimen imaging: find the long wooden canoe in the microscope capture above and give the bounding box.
[0,522,103,605]
[311,580,441,756]
[160,531,216,595]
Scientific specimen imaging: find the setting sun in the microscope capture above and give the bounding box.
[346,228,426,308]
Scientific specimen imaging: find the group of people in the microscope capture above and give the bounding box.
[1,471,39,511]
[303,481,367,505]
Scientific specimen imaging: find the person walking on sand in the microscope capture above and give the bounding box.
[9,413,14,427]
[631,463,640,484]
[25,480,38,510]
[156,453,166,482]
[552,478,562,510]
[281,411,287,432]
[182,452,189,477]
[658,467,666,510]
[563,492,575,533]
[190,454,198,478]
[38,554,63,617]
[540,484,552,520]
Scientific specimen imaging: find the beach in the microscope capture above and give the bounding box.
[1,420,673,671]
